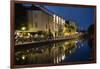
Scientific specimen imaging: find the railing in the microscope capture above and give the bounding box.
[15,33,83,45]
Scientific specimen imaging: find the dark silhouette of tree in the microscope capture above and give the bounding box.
[88,24,94,35]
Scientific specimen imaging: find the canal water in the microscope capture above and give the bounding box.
[15,39,94,65]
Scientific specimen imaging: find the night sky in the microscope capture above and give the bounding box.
[15,4,95,31]
[44,5,95,31]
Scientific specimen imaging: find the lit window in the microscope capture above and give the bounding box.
[56,16,59,23]
[53,14,56,23]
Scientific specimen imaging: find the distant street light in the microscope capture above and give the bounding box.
[21,27,26,31]
[22,55,26,60]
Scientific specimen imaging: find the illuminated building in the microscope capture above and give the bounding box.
[27,5,66,37]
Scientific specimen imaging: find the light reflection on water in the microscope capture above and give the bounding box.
[15,39,93,65]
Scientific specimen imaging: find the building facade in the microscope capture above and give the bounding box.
[27,6,66,38]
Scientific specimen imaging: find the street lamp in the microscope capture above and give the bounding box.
[21,26,26,44]
[21,26,26,31]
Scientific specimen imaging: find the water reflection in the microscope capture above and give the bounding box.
[15,39,93,65]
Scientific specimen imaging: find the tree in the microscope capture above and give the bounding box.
[88,24,94,35]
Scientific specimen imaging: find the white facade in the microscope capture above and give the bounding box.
[28,10,53,32]
[27,7,66,37]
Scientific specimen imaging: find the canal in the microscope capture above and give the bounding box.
[15,38,94,65]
